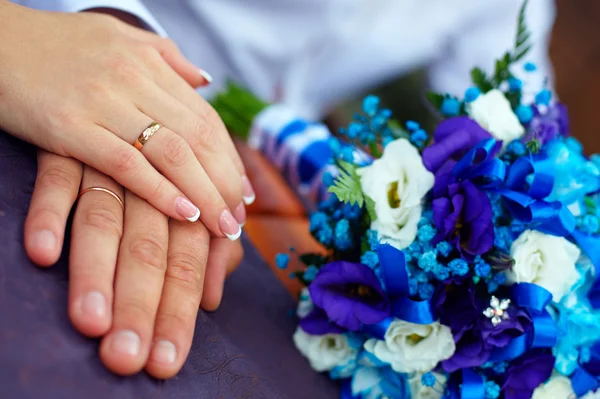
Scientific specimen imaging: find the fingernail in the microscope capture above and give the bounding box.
[233,202,246,226]
[175,197,200,222]
[219,209,242,241]
[33,230,57,252]
[79,291,106,319]
[199,69,213,84]
[241,175,256,205]
[111,330,141,357]
[151,340,177,365]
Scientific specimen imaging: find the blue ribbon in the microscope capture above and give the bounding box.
[445,369,485,399]
[366,245,437,339]
[452,138,505,188]
[340,379,356,399]
[489,283,557,363]
[571,367,599,398]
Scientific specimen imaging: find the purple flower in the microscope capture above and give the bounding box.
[432,177,494,259]
[437,283,532,372]
[525,103,570,144]
[502,351,555,399]
[423,116,492,174]
[299,307,346,335]
[308,261,390,331]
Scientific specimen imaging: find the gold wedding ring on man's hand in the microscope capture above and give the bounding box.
[133,122,161,151]
[78,187,125,211]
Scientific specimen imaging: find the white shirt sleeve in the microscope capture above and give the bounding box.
[428,0,556,98]
[10,0,166,36]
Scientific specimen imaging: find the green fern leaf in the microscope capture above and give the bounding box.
[328,161,364,207]
[470,67,494,92]
[512,0,531,62]
[365,195,377,222]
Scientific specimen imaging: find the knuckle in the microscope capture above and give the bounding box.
[79,200,123,237]
[45,106,80,133]
[37,164,79,192]
[136,44,160,64]
[119,299,155,323]
[162,134,190,168]
[112,147,140,175]
[166,252,205,288]
[154,309,190,333]
[128,236,167,272]
[106,54,145,85]
[188,118,219,151]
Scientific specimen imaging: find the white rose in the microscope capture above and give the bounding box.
[364,319,455,373]
[582,389,600,399]
[358,138,434,250]
[293,328,356,372]
[507,230,581,302]
[409,372,447,399]
[467,89,525,143]
[532,374,575,399]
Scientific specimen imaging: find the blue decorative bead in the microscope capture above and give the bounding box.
[581,214,600,234]
[275,253,289,269]
[565,136,584,154]
[417,224,437,243]
[524,62,537,72]
[418,251,438,272]
[484,381,501,399]
[309,212,329,233]
[535,89,552,106]
[362,95,380,117]
[506,140,526,157]
[421,372,437,387]
[508,78,523,91]
[406,120,420,131]
[343,203,361,220]
[316,223,333,246]
[494,273,507,284]
[449,258,469,276]
[322,171,335,187]
[329,137,341,154]
[341,147,355,162]
[347,122,363,139]
[515,105,534,123]
[441,97,461,116]
[418,282,435,299]
[382,136,394,147]
[304,265,319,282]
[334,219,353,251]
[410,129,428,146]
[436,241,452,257]
[464,87,481,103]
[361,251,379,269]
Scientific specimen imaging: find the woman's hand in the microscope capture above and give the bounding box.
[0,2,254,239]
[24,151,243,377]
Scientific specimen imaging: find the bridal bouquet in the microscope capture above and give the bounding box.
[214,2,600,398]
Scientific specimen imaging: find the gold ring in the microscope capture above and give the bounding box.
[78,187,125,211]
[133,122,161,150]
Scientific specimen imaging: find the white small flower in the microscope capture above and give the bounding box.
[467,89,525,143]
[293,328,357,372]
[358,138,434,250]
[364,319,455,373]
[409,372,447,399]
[507,230,581,302]
[296,288,314,319]
[532,374,575,399]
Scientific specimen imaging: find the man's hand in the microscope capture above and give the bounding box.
[24,151,243,378]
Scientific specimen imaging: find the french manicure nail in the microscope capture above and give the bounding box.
[219,209,242,241]
[33,230,57,252]
[111,330,141,357]
[241,175,256,205]
[233,202,246,226]
[79,291,106,319]
[199,69,213,84]
[151,340,177,365]
[175,197,200,222]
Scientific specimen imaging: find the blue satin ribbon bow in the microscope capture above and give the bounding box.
[445,369,485,399]
[452,138,506,188]
[362,245,437,340]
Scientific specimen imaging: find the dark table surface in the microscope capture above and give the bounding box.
[0,132,338,399]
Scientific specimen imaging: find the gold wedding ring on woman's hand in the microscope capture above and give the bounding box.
[133,122,161,151]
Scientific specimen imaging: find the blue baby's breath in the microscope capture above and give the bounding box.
[464,87,481,102]
[515,104,534,123]
[441,97,461,116]
[275,253,289,269]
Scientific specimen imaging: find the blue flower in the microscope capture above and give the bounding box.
[406,120,420,131]
[535,89,552,106]
[366,230,380,250]
[565,136,584,153]
[304,265,319,282]
[524,62,537,72]
[363,95,380,117]
[448,258,469,276]
[508,77,523,91]
[464,87,481,102]
[484,381,501,399]
[322,171,335,187]
[334,219,353,251]
[441,97,461,116]
[417,224,437,243]
[410,129,428,146]
[382,136,394,147]
[340,147,355,162]
[436,241,453,257]
[421,372,436,387]
[580,214,600,234]
[347,122,363,139]
[316,223,333,246]
[418,282,435,299]
[343,203,361,220]
[309,212,329,233]
[328,137,341,154]
[275,253,289,269]
[515,104,534,123]
[474,259,491,278]
[361,251,379,269]
[506,139,526,157]
[418,251,438,272]
[492,362,508,373]
[432,263,450,281]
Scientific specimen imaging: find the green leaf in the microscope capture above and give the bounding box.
[470,67,494,92]
[512,0,532,62]
[365,195,377,222]
[426,92,445,110]
[328,161,365,207]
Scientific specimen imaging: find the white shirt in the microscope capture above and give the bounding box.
[13,0,555,119]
